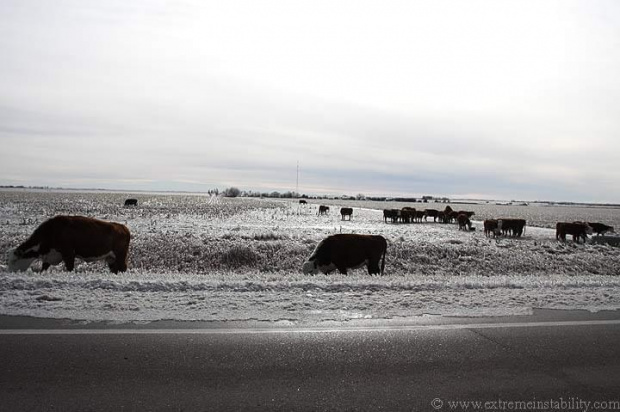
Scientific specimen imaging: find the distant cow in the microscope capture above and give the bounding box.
[556,222,592,243]
[383,209,399,223]
[7,215,131,273]
[497,218,526,237]
[340,207,353,220]
[457,213,472,231]
[437,211,446,223]
[124,198,138,206]
[317,205,330,216]
[414,210,425,222]
[424,209,439,222]
[483,219,500,237]
[400,207,416,223]
[302,234,387,275]
[587,222,615,236]
[446,210,460,224]
[299,199,307,205]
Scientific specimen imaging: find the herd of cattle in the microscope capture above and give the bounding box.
[4,200,616,276]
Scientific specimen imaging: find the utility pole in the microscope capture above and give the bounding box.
[296,161,299,198]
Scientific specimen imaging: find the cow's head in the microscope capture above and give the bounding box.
[302,259,318,274]
[303,259,338,274]
[7,248,37,272]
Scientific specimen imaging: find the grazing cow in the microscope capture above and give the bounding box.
[587,222,615,236]
[302,234,387,275]
[497,218,526,237]
[124,198,138,206]
[317,205,330,216]
[483,219,500,237]
[383,209,399,223]
[424,209,439,222]
[457,213,472,231]
[556,222,592,243]
[340,207,353,221]
[299,199,307,205]
[7,215,131,273]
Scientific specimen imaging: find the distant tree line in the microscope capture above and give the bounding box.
[219,187,452,203]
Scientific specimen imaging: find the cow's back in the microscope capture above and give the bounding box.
[46,216,130,257]
[329,234,386,265]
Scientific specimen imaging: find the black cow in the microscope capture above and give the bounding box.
[383,209,399,223]
[498,218,526,237]
[400,207,416,223]
[557,222,592,243]
[424,209,439,222]
[317,205,330,215]
[340,207,353,221]
[124,198,138,206]
[483,219,500,237]
[302,234,387,275]
[457,213,472,231]
[587,222,615,236]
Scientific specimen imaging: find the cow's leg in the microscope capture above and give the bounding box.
[62,250,76,271]
[41,262,51,272]
[368,262,380,275]
[109,247,128,273]
[62,254,75,272]
[336,265,348,275]
[110,251,128,273]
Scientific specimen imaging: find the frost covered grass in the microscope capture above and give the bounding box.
[1,190,619,322]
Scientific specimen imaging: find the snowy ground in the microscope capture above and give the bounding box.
[1,191,619,323]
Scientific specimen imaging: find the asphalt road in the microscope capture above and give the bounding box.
[1,311,620,411]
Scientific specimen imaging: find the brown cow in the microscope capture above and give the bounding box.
[7,215,131,273]
[483,219,500,237]
[340,207,353,221]
[302,234,387,275]
[556,222,592,243]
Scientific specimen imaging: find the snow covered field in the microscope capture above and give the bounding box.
[1,190,619,323]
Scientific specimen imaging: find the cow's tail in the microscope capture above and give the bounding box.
[380,244,387,275]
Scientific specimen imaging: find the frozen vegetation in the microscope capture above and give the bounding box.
[0,190,619,323]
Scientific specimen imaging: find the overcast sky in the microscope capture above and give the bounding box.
[1,0,619,202]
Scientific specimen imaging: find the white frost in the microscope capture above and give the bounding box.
[1,191,619,323]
